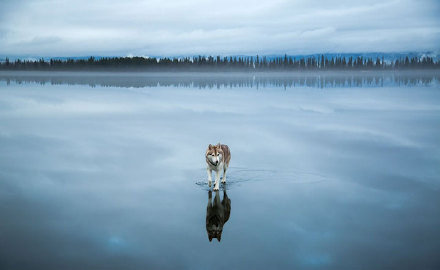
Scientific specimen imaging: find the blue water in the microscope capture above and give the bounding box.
[0,72,439,269]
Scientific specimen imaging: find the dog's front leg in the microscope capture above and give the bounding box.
[214,190,220,205]
[207,167,212,187]
[214,170,220,191]
[208,191,212,207]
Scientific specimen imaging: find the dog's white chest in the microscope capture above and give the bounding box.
[208,162,223,171]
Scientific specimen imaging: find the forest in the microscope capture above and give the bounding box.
[1,55,439,71]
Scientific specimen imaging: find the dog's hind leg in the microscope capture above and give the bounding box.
[221,167,227,183]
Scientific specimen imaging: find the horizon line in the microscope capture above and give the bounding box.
[1,50,439,60]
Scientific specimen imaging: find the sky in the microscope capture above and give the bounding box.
[0,0,439,57]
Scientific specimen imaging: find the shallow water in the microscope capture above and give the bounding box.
[1,72,439,269]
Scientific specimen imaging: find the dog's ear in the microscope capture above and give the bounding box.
[208,144,212,149]
[217,142,221,148]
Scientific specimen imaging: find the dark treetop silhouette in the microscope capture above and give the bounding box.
[1,55,439,71]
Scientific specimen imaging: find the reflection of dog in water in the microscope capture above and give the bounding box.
[206,190,231,242]
[206,143,231,191]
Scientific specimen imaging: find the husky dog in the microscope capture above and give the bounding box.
[206,143,231,191]
[206,190,231,242]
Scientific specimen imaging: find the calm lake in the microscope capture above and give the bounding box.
[1,71,439,269]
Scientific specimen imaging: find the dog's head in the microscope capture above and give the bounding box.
[206,143,223,166]
[207,222,223,242]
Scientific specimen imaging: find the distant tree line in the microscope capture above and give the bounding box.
[0,55,439,71]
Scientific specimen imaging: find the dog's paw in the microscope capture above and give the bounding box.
[213,186,219,191]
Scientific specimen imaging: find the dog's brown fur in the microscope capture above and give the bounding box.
[206,143,231,168]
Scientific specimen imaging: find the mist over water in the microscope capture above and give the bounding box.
[0,72,439,269]
[1,70,439,89]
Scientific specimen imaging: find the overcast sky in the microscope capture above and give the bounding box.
[0,0,439,57]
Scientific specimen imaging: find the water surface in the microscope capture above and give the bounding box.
[1,71,439,269]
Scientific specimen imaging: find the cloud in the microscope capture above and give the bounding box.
[0,0,439,56]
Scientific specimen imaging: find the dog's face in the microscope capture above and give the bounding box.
[207,222,223,242]
[206,144,223,166]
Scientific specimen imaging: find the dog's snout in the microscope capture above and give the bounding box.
[215,161,218,165]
